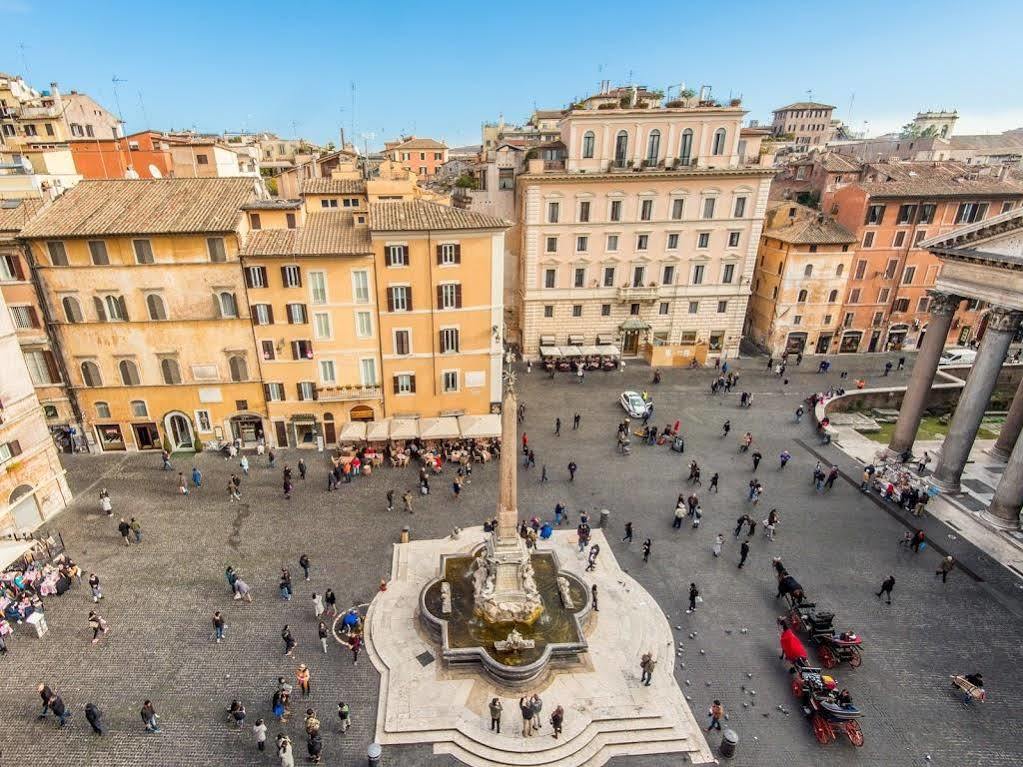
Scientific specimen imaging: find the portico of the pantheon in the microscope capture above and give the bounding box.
[887,206,1023,530]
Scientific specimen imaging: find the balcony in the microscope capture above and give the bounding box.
[616,285,660,302]
[543,160,565,171]
[316,384,383,402]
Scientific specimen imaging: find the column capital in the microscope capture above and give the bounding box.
[927,290,961,317]
[985,307,1023,334]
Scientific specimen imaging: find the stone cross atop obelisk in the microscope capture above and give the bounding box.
[497,372,519,541]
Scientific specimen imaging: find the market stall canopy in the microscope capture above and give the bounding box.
[457,413,502,438]
[419,416,460,440]
[389,418,419,440]
[539,346,562,357]
[338,421,366,442]
[0,540,33,571]
[365,420,390,441]
[596,345,621,356]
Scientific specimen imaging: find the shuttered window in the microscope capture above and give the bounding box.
[437,243,461,265]
[437,283,462,309]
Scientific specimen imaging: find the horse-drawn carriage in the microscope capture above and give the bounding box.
[790,666,865,747]
[788,602,863,669]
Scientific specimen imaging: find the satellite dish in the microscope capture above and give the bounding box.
[148,164,162,178]
[124,166,140,179]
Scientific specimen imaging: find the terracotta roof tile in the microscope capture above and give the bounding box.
[18,178,257,238]
[765,204,856,245]
[773,102,836,112]
[242,211,371,256]
[0,198,43,234]
[390,137,448,150]
[858,178,1023,199]
[820,153,861,173]
[299,178,366,195]
[369,200,508,232]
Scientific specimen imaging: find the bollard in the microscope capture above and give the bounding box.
[400,526,410,544]
[599,509,610,528]
[720,728,738,758]
[367,742,382,766]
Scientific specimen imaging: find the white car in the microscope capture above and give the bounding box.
[619,390,652,418]
[939,347,977,366]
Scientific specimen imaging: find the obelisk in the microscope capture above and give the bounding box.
[473,373,544,624]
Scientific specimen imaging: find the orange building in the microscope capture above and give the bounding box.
[384,137,449,178]
[831,177,1023,353]
[67,131,173,180]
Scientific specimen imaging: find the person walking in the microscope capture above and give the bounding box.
[99,488,113,516]
[884,360,893,376]
[936,556,956,583]
[779,450,791,469]
[228,478,242,502]
[876,575,895,604]
[88,610,110,644]
[296,664,311,697]
[85,702,103,735]
[540,464,548,483]
[751,450,762,472]
[385,489,394,512]
[299,554,311,581]
[707,700,724,731]
[489,697,503,733]
[550,704,564,739]
[622,521,634,543]
[519,696,534,737]
[349,633,361,665]
[642,538,652,562]
[253,718,268,752]
[528,694,543,733]
[161,449,172,471]
[568,461,577,481]
[240,454,250,475]
[688,583,699,613]
[824,465,840,491]
[191,466,202,489]
[323,588,337,618]
[709,472,719,493]
[177,472,189,495]
[280,569,293,601]
[765,509,779,540]
[403,490,414,514]
[591,584,599,612]
[130,517,142,544]
[573,413,581,430]
[713,533,724,557]
[212,610,226,643]
[141,700,161,733]
[337,701,351,733]
[721,420,731,438]
[37,682,54,719]
[733,514,748,537]
[738,540,750,569]
[49,692,70,727]
[640,652,656,686]
[117,517,131,546]
[298,458,307,480]
[277,733,295,767]
[89,572,103,603]
[312,592,324,618]
[673,502,686,529]
[586,544,600,572]
[313,620,328,654]
[268,447,277,468]
[795,405,804,423]
[555,417,561,436]
[282,625,297,657]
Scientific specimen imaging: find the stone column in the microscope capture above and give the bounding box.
[887,291,960,458]
[932,307,1023,492]
[990,376,1023,461]
[987,436,1023,529]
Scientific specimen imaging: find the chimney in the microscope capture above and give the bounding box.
[630,85,638,108]
[50,82,62,108]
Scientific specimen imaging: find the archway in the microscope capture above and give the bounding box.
[350,405,375,422]
[164,411,195,451]
[7,484,41,530]
[885,324,909,351]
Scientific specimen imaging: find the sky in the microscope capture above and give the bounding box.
[3,0,1022,149]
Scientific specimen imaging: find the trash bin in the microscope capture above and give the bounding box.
[400,526,410,544]
[720,728,738,758]
[367,742,382,766]
[599,509,610,528]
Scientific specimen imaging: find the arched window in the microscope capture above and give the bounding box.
[118,359,140,386]
[160,358,181,385]
[712,128,727,156]
[228,355,248,382]
[804,264,814,277]
[95,401,111,418]
[582,131,595,159]
[147,294,167,321]
[797,289,808,303]
[646,129,661,162]
[828,289,839,303]
[219,291,238,318]
[105,295,127,321]
[614,130,629,163]
[62,296,83,323]
[836,263,844,277]
[679,129,694,163]
[81,361,102,387]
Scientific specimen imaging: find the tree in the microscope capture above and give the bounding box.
[454,174,478,190]
[899,122,941,139]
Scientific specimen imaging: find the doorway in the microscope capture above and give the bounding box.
[164,412,195,451]
[815,334,832,354]
[95,424,126,451]
[868,330,881,352]
[274,420,288,448]
[785,333,807,355]
[623,330,640,356]
[230,415,263,446]
[132,422,161,450]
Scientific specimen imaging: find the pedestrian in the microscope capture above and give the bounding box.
[283,477,293,500]
[765,509,779,540]
[490,697,503,733]
[752,450,762,472]
[385,489,394,512]
[540,464,548,483]
[99,488,113,516]
[897,355,906,370]
[299,553,311,581]
[312,592,324,618]
[190,466,202,489]
[322,588,337,618]
[721,420,731,437]
[713,533,724,557]
[117,517,131,545]
[555,417,561,436]
[529,694,543,732]
[89,572,103,602]
[733,514,748,537]
[37,682,54,719]
[314,620,329,654]
[586,544,600,571]
[296,664,311,696]
[337,701,351,733]
[277,733,294,767]
[642,538,652,562]
[591,583,599,612]
[746,517,758,537]
[453,476,462,498]
[622,521,633,543]
[141,700,161,733]
[709,472,719,493]
[640,652,656,686]
[253,718,268,752]
[85,702,103,735]
[228,479,241,502]
[707,700,724,731]
[229,699,247,727]
[234,578,252,603]
[240,454,250,475]
[298,458,307,480]
[280,568,293,600]
[349,633,361,664]
[917,451,931,473]
[568,461,577,481]
[936,555,956,583]
[519,696,534,737]
[88,610,109,644]
[795,405,804,423]
[825,465,840,490]
[673,503,686,529]
[268,447,276,468]
[212,610,226,643]
[688,583,699,613]
[550,705,564,739]
[49,692,70,727]
[282,625,296,657]
[779,450,791,469]
[161,449,172,470]
[884,360,893,376]
[738,540,750,568]
[403,490,414,514]
[130,516,142,543]
[554,502,565,525]
[876,575,895,604]
[573,413,581,430]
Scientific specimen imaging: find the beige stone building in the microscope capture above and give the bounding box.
[0,74,121,147]
[518,93,776,361]
[771,102,836,147]
[0,286,72,534]
[745,203,857,357]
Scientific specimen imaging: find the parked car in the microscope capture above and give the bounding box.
[939,347,977,366]
[619,390,652,418]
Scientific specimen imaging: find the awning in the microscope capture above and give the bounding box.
[389,418,419,440]
[539,346,562,357]
[579,345,601,356]
[419,416,460,440]
[562,345,583,356]
[0,540,33,571]
[338,421,366,442]
[539,335,556,346]
[596,334,615,344]
[567,335,584,345]
[457,413,501,438]
[619,318,651,331]
[597,344,621,356]
[365,420,390,441]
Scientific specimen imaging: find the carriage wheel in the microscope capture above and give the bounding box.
[845,720,864,747]
[818,645,836,669]
[848,647,863,668]
[811,714,831,745]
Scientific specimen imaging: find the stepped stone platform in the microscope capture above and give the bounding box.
[366,527,713,767]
